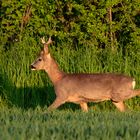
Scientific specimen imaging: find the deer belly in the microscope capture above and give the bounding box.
[67,89,111,103]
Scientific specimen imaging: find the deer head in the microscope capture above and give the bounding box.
[31,37,52,71]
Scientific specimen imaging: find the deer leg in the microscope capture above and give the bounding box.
[112,101,127,112]
[48,98,65,110]
[80,102,88,112]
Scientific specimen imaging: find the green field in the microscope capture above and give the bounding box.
[0,107,140,140]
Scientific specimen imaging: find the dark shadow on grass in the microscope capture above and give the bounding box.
[0,70,87,111]
[0,71,80,110]
[12,87,83,111]
[16,86,83,111]
[0,69,50,109]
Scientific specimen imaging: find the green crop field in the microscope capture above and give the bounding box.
[0,107,140,140]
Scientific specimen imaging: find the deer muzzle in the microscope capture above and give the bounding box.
[30,65,36,70]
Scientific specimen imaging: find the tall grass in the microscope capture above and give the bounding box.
[0,37,140,110]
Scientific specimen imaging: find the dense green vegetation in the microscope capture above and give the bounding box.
[0,0,140,139]
[1,0,140,49]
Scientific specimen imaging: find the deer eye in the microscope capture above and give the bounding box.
[38,58,42,61]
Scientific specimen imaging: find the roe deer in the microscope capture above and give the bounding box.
[31,37,140,112]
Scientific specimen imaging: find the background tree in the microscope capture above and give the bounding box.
[1,0,140,50]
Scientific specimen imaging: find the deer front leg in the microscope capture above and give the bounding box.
[48,97,65,110]
[80,102,88,112]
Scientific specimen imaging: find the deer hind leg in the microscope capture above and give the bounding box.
[112,101,127,112]
[80,102,88,112]
[48,97,65,110]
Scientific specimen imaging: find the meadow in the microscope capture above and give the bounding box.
[0,37,140,140]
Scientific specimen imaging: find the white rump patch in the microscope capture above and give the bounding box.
[132,79,136,89]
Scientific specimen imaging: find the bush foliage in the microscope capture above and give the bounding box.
[1,0,140,49]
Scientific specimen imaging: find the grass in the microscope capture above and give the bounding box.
[0,107,140,140]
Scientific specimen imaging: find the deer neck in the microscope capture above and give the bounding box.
[45,57,64,84]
